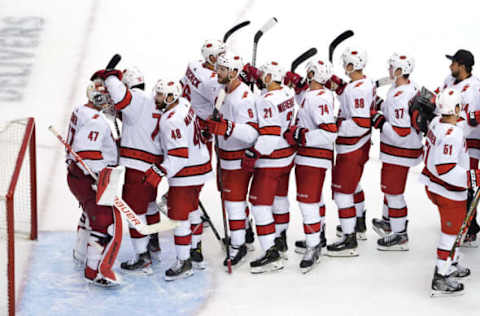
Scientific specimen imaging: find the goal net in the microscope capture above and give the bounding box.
[0,117,38,316]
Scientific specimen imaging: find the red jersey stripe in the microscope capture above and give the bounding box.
[168,147,189,158]
[78,150,103,160]
[392,126,411,137]
[435,163,456,175]
[380,142,423,159]
[259,125,281,136]
[114,89,133,110]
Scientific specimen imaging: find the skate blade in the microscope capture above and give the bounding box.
[376,244,409,251]
[372,226,391,238]
[295,247,306,255]
[192,261,207,270]
[85,278,122,288]
[327,249,358,257]
[164,269,194,281]
[120,265,153,276]
[250,261,284,274]
[246,242,255,252]
[430,289,464,298]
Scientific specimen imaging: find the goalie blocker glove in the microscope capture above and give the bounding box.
[144,163,166,188]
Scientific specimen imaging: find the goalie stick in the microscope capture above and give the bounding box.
[291,47,317,72]
[212,89,233,273]
[223,20,250,43]
[328,30,354,62]
[441,187,480,275]
[48,125,176,235]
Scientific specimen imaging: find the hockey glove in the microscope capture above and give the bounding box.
[284,71,308,94]
[239,63,263,85]
[144,164,166,188]
[325,75,347,95]
[467,169,480,189]
[371,111,386,131]
[90,69,123,81]
[468,111,480,127]
[374,96,384,111]
[241,147,260,173]
[205,117,235,139]
[283,125,308,146]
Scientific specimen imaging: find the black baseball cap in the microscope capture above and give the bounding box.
[446,49,474,67]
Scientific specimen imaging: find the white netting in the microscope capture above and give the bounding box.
[0,118,35,316]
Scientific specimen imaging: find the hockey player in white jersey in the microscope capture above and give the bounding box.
[284,59,337,272]
[242,61,296,273]
[144,80,213,280]
[66,79,122,287]
[204,51,259,269]
[328,47,375,257]
[370,53,423,250]
[438,49,480,245]
[421,88,473,296]
[91,68,163,273]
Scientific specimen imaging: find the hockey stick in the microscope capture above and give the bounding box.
[223,20,251,43]
[212,89,232,273]
[328,30,354,62]
[291,47,317,72]
[199,201,225,251]
[106,53,121,70]
[48,125,175,235]
[442,187,480,274]
[252,17,278,68]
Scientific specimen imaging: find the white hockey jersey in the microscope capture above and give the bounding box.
[157,98,213,186]
[66,104,118,175]
[379,81,423,167]
[253,87,296,168]
[294,88,337,169]
[217,82,259,170]
[180,60,221,120]
[336,77,375,154]
[440,75,480,159]
[420,117,469,201]
[105,76,163,172]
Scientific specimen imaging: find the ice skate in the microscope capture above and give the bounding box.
[372,217,392,238]
[120,251,153,275]
[224,244,248,271]
[336,215,367,240]
[299,244,321,274]
[447,262,471,279]
[164,258,194,281]
[327,233,358,257]
[245,224,256,251]
[377,231,409,251]
[147,233,161,262]
[85,267,121,288]
[274,230,288,260]
[431,267,464,297]
[250,246,284,274]
[295,227,327,255]
[190,242,206,270]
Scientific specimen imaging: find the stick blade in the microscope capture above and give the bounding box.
[291,47,317,72]
[329,30,354,62]
[106,53,122,70]
[223,20,251,42]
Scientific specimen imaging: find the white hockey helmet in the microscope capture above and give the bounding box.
[388,53,415,76]
[341,47,367,71]
[306,59,332,84]
[437,88,461,115]
[201,39,226,64]
[216,51,243,72]
[259,61,284,83]
[154,79,182,105]
[86,79,111,109]
[122,67,145,89]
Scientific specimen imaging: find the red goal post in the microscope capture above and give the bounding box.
[0,117,38,316]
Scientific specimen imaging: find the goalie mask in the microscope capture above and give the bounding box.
[87,79,112,110]
[306,59,332,84]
